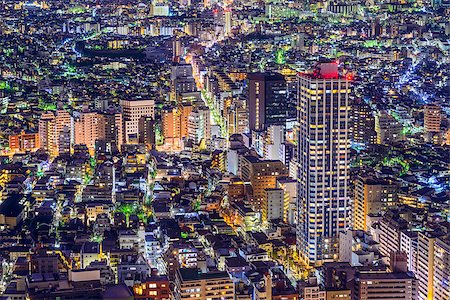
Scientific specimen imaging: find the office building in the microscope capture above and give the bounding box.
[296,61,351,264]
[162,103,193,150]
[97,111,123,154]
[226,98,248,135]
[424,104,441,133]
[39,110,72,156]
[378,214,408,265]
[276,177,297,224]
[138,116,156,147]
[9,132,40,152]
[121,99,155,143]
[416,231,444,300]
[400,230,418,274]
[423,104,442,143]
[263,125,284,161]
[171,63,197,102]
[350,100,376,145]
[133,275,170,300]
[434,235,450,300]
[262,188,284,225]
[248,72,293,131]
[352,271,417,300]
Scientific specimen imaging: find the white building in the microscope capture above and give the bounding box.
[187,107,210,145]
[120,99,155,143]
[399,230,418,274]
[263,125,284,161]
[263,188,284,225]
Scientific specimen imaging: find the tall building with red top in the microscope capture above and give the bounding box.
[296,61,352,265]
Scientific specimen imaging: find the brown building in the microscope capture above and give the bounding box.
[9,132,40,152]
[30,254,60,274]
[138,116,156,148]
[353,176,398,231]
[227,177,246,200]
[424,104,441,133]
[162,103,193,150]
[239,155,287,211]
[352,271,416,300]
[424,104,442,143]
[133,275,170,300]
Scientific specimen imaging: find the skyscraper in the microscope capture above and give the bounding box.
[296,61,351,264]
[248,72,292,131]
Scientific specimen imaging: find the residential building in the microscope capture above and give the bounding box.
[353,176,398,231]
[296,61,351,264]
[174,268,234,300]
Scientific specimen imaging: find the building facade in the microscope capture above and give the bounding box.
[296,61,351,264]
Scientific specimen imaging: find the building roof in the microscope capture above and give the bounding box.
[178,268,230,282]
[357,271,415,281]
[0,194,24,217]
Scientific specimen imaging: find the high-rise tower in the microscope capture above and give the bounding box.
[296,61,351,264]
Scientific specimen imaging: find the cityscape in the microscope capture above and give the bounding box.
[0,0,449,299]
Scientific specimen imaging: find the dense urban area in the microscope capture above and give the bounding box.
[0,0,449,299]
